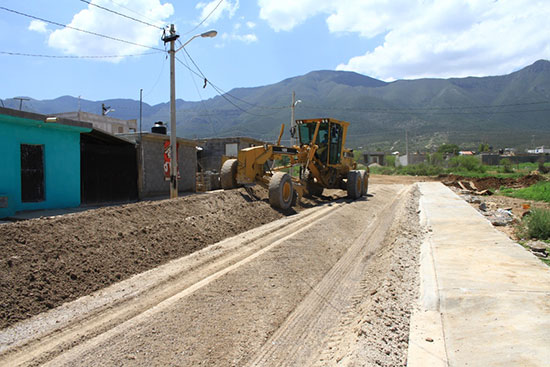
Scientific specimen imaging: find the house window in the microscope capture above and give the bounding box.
[20,144,45,202]
[118,126,124,133]
[225,143,238,157]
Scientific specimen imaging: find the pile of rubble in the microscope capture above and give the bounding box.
[462,194,515,226]
[460,192,549,260]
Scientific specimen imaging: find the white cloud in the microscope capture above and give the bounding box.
[246,21,256,29]
[28,20,48,33]
[48,0,174,61]
[196,0,239,26]
[220,31,258,45]
[258,0,550,79]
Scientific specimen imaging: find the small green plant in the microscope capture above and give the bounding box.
[428,152,444,166]
[396,163,445,176]
[437,143,460,155]
[385,155,396,167]
[369,165,395,175]
[448,155,486,173]
[516,208,550,240]
[499,158,513,173]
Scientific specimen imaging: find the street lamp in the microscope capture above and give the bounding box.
[163,25,217,199]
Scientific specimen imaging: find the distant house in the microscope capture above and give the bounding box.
[55,111,137,135]
[0,107,92,218]
[364,152,386,166]
[397,153,428,166]
[459,151,475,156]
[527,146,550,154]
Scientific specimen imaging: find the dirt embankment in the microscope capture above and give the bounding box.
[439,173,544,191]
[0,188,339,330]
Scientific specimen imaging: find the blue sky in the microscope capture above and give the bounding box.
[1,0,549,106]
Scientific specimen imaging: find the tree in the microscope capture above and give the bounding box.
[437,143,460,155]
[478,143,490,152]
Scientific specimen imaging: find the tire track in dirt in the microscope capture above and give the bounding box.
[2,184,414,367]
[0,200,344,367]
[246,186,411,366]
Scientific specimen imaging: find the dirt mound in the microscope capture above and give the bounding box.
[0,187,341,330]
[439,174,545,191]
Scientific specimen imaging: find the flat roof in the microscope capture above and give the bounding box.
[0,106,93,130]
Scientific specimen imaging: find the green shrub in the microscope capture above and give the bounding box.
[437,143,459,155]
[396,163,445,176]
[448,155,486,173]
[369,165,395,175]
[385,155,396,167]
[517,208,550,240]
[428,152,444,166]
[499,158,513,173]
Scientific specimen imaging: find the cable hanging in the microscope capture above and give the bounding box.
[181,0,225,36]
[0,50,163,59]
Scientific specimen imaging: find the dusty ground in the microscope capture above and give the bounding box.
[0,181,422,367]
[0,187,342,330]
[314,186,423,366]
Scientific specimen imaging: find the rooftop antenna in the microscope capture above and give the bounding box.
[78,96,81,120]
[14,97,30,110]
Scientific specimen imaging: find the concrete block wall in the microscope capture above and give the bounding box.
[121,133,196,198]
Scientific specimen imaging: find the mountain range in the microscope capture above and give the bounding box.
[3,59,550,152]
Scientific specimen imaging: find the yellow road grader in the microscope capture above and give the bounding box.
[220,118,368,209]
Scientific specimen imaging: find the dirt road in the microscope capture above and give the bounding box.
[0,183,423,366]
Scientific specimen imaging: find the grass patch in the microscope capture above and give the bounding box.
[499,181,550,202]
[517,208,550,240]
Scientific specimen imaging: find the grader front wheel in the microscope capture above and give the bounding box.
[221,159,238,189]
[269,172,294,210]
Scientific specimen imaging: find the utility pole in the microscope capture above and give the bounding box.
[139,89,143,142]
[164,24,180,199]
[14,97,29,111]
[405,130,409,165]
[162,24,217,199]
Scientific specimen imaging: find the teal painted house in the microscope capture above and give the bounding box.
[0,107,92,218]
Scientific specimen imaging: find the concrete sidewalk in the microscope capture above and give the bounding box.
[408,182,550,367]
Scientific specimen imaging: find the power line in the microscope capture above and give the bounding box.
[105,0,165,26]
[0,5,164,51]
[79,0,164,30]
[181,0,225,36]
[180,48,287,113]
[0,50,163,59]
[180,52,219,134]
[174,55,280,117]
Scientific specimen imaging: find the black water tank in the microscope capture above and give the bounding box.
[152,121,167,135]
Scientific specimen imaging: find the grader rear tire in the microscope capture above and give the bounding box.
[347,170,362,199]
[269,172,294,210]
[220,159,238,189]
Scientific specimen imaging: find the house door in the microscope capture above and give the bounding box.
[21,144,45,202]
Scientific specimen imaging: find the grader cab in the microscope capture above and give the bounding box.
[220,118,368,209]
